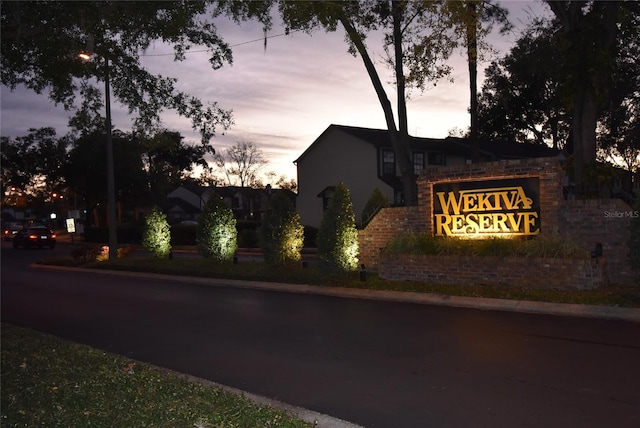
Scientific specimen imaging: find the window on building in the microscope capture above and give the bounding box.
[382,149,395,175]
[413,152,425,175]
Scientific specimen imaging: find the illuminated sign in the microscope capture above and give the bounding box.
[433,178,540,238]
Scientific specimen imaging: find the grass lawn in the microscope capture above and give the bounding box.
[1,323,312,428]
[39,253,640,308]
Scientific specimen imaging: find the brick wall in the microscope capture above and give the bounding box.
[379,254,607,290]
[358,206,423,270]
[417,157,565,235]
[560,199,636,285]
[359,156,638,286]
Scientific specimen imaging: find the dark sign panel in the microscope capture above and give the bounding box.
[433,178,541,238]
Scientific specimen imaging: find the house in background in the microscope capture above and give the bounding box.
[295,124,561,228]
[164,185,215,223]
[164,184,296,223]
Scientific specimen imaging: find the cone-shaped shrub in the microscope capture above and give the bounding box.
[197,195,237,261]
[317,181,359,272]
[142,207,171,259]
[260,192,304,265]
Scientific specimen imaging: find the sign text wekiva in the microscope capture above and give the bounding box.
[433,178,541,238]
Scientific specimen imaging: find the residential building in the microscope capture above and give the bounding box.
[164,184,296,223]
[294,124,561,228]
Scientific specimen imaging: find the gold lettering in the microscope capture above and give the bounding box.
[505,212,523,231]
[476,193,495,211]
[463,193,477,212]
[465,213,479,234]
[434,183,539,237]
[507,187,532,210]
[493,213,509,232]
[477,213,494,232]
[451,215,465,234]
[435,214,452,236]
[436,191,463,215]
[522,212,540,235]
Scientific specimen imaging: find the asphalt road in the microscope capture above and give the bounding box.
[2,242,639,428]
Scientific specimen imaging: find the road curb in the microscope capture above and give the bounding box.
[146,363,364,428]
[31,264,640,322]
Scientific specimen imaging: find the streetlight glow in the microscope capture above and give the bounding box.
[78,51,92,61]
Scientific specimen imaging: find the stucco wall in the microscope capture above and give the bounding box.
[296,127,394,227]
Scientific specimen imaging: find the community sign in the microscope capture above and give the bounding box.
[433,178,541,238]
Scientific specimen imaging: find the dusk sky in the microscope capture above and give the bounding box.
[0,1,551,183]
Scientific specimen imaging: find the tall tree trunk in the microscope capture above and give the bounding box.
[338,10,417,206]
[392,0,417,206]
[572,90,598,195]
[466,1,479,163]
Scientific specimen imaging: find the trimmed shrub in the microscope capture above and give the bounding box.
[197,195,237,261]
[260,193,304,265]
[142,207,171,259]
[317,181,359,272]
[361,187,389,227]
[384,232,589,258]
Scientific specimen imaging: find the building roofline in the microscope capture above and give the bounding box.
[295,124,562,164]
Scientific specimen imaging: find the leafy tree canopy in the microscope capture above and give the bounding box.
[478,19,570,148]
[542,0,636,193]
[63,130,150,218]
[1,127,70,198]
[142,130,215,206]
[478,7,639,177]
[1,1,271,143]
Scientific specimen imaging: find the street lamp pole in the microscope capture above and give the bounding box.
[79,41,117,259]
[104,56,118,260]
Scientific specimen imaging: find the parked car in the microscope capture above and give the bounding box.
[12,226,56,249]
[3,222,23,241]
